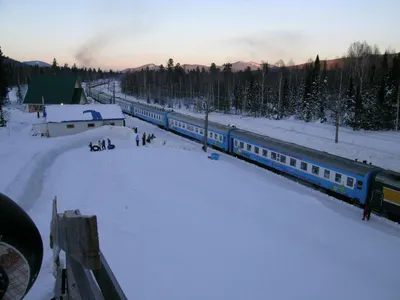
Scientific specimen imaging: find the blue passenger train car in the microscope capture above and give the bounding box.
[230,129,382,203]
[131,102,169,128]
[167,112,235,151]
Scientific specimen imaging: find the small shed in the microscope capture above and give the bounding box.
[23,74,88,112]
[40,104,125,137]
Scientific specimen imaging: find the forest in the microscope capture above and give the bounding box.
[120,41,400,131]
[0,49,115,126]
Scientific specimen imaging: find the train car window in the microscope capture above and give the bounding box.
[87,123,95,128]
[219,135,222,141]
[280,155,286,163]
[66,124,75,129]
[271,152,277,160]
[300,162,307,171]
[214,133,218,139]
[240,142,244,149]
[182,124,185,129]
[200,130,204,135]
[347,177,354,187]
[290,158,296,167]
[356,180,363,189]
[209,132,213,138]
[179,122,181,127]
[254,147,259,154]
[234,140,238,147]
[312,166,319,175]
[195,128,199,133]
[246,144,252,151]
[335,173,342,183]
[262,149,268,157]
[324,170,330,179]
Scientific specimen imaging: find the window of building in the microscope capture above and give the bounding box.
[66,124,74,129]
[87,123,95,128]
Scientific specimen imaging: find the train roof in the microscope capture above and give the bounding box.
[230,129,381,176]
[131,101,171,114]
[167,112,233,133]
[375,170,400,189]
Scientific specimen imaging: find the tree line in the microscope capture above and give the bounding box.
[0,49,116,126]
[120,41,400,131]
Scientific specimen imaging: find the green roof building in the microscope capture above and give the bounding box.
[23,74,88,112]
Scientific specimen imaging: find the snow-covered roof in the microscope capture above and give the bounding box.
[44,104,125,123]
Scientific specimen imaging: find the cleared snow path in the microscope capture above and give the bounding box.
[4,128,118,210]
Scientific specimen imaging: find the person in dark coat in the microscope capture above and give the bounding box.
[107,138,111,146]
[362,202,371,221]
[101,139,106,150]
[142,133,146,146]
[89,142,93,151]
[136,135,140,146]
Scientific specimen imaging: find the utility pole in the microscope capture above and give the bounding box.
[335,68,343,143]
[203,85,210,152]
[112,82,115,104]
[396,81,400,131]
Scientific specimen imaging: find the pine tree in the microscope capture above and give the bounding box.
[16,84,23,104]
[0,46,9,127]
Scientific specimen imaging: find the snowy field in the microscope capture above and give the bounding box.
[1,92,400,299]
[92,83,400,172]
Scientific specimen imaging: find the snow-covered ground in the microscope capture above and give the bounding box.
[1,91,400,299]
[92,83,400,172]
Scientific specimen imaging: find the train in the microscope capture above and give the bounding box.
[88,88,400,222]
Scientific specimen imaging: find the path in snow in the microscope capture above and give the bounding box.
[4,127,129,211]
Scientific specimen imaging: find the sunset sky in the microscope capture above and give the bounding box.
[0,0,399,70]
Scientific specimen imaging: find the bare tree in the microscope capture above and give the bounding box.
[347,41,373,93]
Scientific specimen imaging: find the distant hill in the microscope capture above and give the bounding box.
[123,61,281,73]
[23,60,51,67]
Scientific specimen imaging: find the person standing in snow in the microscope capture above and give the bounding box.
[136,134,140,146]
[101,139,106,150]
[89,142,93,151]
[362,201,371,221]
[98,140,102,150]
[142,133,146,146]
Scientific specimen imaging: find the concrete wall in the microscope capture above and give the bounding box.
[47,119,124,137]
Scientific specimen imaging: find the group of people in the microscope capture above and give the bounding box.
[135,131,155,146]
[89,138,115,151]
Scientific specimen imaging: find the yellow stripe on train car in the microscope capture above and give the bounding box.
[383,187,400,206]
